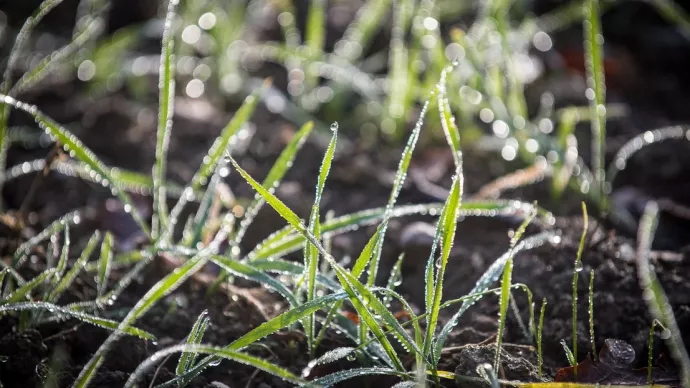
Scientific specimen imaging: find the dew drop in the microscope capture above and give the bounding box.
[435,257,442,269]
[574,261,583,272]
[660,328,672,340]
[346,353,356,362]
[330,122,339,132]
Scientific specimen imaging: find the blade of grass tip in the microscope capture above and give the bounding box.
[306,122,337,355]
[495,207,538,370]
[537,297,547,379]
[13,210,82,268]
[636,202,690,387]
[152,0,180,239]
[163,83,266,243]
[72,251,210,388]
[228,156,422,369]
[233,121,313,247]
[0,95,151,238]
[0,302,153,338]
[176,310,209,377]
[583,0,606,208]
[97,232,113,298]
[305,0,326,91]
[0,0,65,205]
[48,231,101,303]
[572,202,588,373]
[438,66,463,169]
[165,292,350,387]
[126,344,305,388]
[433,231,555,365]
[560,338,577,367]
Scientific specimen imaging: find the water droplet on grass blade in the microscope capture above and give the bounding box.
[660,328,671,339]
[574,261,583,272]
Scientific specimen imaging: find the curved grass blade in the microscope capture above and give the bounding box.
[583,0,607,206]
[164,291,350,387]
[250,258,340,291]
[126,344,305,388]
[72,253,209,388]
[209,255,297,306]
[311,367,410,386]
[233,121,313,246]
[423,173,462,358]
[229,156,423,369]
[0,302,153,338]
[48,231,101,302]
[1,269,56,305]
[433,231,555,364]
[438,66,463,169]
[152,0,180,238]
[13,210,81,268]
[0,95,151,238]
[163,85,265,242]
[249,200,554,262]
[305,123,337,354]
[55,226,70,278]
[636,202,690,387]
[176,310,209,377]
[96,232,113,298]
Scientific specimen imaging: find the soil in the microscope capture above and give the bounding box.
[2,1,690,387]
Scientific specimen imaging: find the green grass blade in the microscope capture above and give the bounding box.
[305,0,326,91]
[433,231,555,364]
[305,124,337,354]
[438,66,463,168]
[383,0,414,140]
[560,338,577,366]
[588,268,596,361]
[636,202,690,387]
[209,255,297,306]
[233,121,313,245]
[1,269,56,305]
[0,96,151,238]
[176,310,209,376]
[0,302,153,339]
[126,344,305,388]
[48,231,101,302]
[572,202,589,369]
[583,0,607,206]
[423,174,462,357]
[334,0,393,62]
[96,232,113,298]
[312,368,410,386]
[72,253,209,388]
[55,226,70,278]
[152,0,180,239]
[537,297,547,378]
[164,85,265,243]
[13,211,81,268]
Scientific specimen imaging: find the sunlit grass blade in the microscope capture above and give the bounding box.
[305,123,337,355]
[176,310,209,377]
[438,66,463,169]
[334,0,393,62]
[636,202,690,387]
[383,0,414,140]
[96,232,113,298]
[572,202,588,371]
[588,269,596,361]
[72,253,209,388]
[167,291,349,386]
[423,173,462,359]
[13,211,81,268]
[163,85,265,242]
[560,338,577,366]
[126,344,305,388]
[0,96,150,238]
[233,121,313,245]
[209,255,297,306]
[537,297,547,378]
[152,0,180,239]
[312,368,411,386]
[55,226,70,278]
[433,231,556,364]
[383,253,405,308]
[0,302,153,339]
[495,207,537,370]
[48,231,101,302]
[583,0,607,207]
[305,0,326,91]
[1,269,56,305]
[228,156,423,367]
[649,0,690,38]
[250,258,340,291]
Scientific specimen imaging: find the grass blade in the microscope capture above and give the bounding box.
[13,211,81,268]
[126,344,305,387]
[0,302,153,339]
[1,269,56,304]
[537,297,547,378]
[583,0,607,206]
[0,96,151,238]
[312,368,410,386]
[96,232,113,298]
[305,0,326,91]
[572,202,588,370]
[636,202,690,387]
[152,0,180,238]
[48,231,101,302]
[176,310,210,377]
